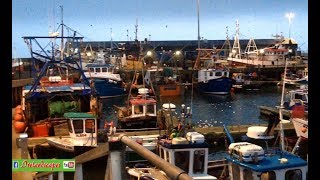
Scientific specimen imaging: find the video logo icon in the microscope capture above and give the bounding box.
[63,161,75,169]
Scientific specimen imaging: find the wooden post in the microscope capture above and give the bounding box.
[74,164,83,180]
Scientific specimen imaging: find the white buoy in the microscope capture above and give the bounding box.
[162,103,176,111]
[246,126,274,139]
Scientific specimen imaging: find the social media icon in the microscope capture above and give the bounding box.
[68,162,74,168]
[13,161,19,169]
[63,161,75,169]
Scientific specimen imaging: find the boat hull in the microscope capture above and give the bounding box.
[158,84,184,96]
[198,77,233,94]
[93,79,126,98]
[292,118,308,139]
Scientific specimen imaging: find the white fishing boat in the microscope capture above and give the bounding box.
[127,131,218,180]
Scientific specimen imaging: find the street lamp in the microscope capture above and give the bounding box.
[285,12,295,38]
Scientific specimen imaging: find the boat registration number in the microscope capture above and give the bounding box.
[76,133,87,137]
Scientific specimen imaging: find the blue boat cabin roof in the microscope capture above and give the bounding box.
[63,112,97,119]
[225,151,307,172]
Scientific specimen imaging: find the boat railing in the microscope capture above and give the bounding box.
[207,159,228,169]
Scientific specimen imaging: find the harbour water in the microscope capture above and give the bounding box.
[100,85,284,128]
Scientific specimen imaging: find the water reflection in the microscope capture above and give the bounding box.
[100,85,282,129]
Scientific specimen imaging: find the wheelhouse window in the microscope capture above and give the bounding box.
[243,169,254,180]
[215,72,222,77]
[89,67,95,73]
[146,104,155,114]
[230,163,240,180]
[133,105,143,114]
[67,119,73,133]
[96,68,101,73]
[159,148,164,159]
[85,119,95,133]
[102,67,107,72]
[260,171,276,180]
[193,150,205,174]
[285,169,302,180]
[209,72,213,76]
[73,120,84,133]
[174,151,190,173]
[165,151,170,162]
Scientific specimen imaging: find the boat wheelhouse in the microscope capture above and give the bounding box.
[127,131,217,180]
[46,112,98,152]
[84,63,126,98]
[224,125,308,180]
[115,88,158,129]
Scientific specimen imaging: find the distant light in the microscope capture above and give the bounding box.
[288,49,292,53]
[86,52,92,56]
[175,51,181,55]
[285,12,295,23]
[74,48,78,53]
[147,51,152,56]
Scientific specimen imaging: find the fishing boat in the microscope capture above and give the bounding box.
[84,63,127,98]
[231,72,260,91]
[193,48,234,95]
[226,21,302,67]
[222,125,308,180]
[46,112,99,152]
[114,87,159,130]
[46,112,159,158]
[127,126,218,180]
[284,86,308,112]
[145,66,184,97]
[19,6,97,137]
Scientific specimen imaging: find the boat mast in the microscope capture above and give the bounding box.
[279,56,289,151]
[110,28,113,50]
[231,20,241,59]
[60,5,64,61]
[197,0,200,49]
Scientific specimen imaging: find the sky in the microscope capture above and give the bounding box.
[12,0,308,58]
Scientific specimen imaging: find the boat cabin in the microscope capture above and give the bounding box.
[224,126,308,180]
[46,112,98,152]
[129,89,157,117]
[157,132,217,179]
[86,63,116,74]
[64,112,98,147]
[198,68,230,83]
[285,88,308,112]
[225,149,308,180]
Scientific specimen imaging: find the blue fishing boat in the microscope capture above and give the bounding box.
[194,48,234,95]
[84,63,127,98]
[223,125,308,180]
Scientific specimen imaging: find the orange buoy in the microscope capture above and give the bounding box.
[14,113,24,122]
[15,109,24,115]
[15,105,22,110]
[301,127,307,133]
[13,121,27,133]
